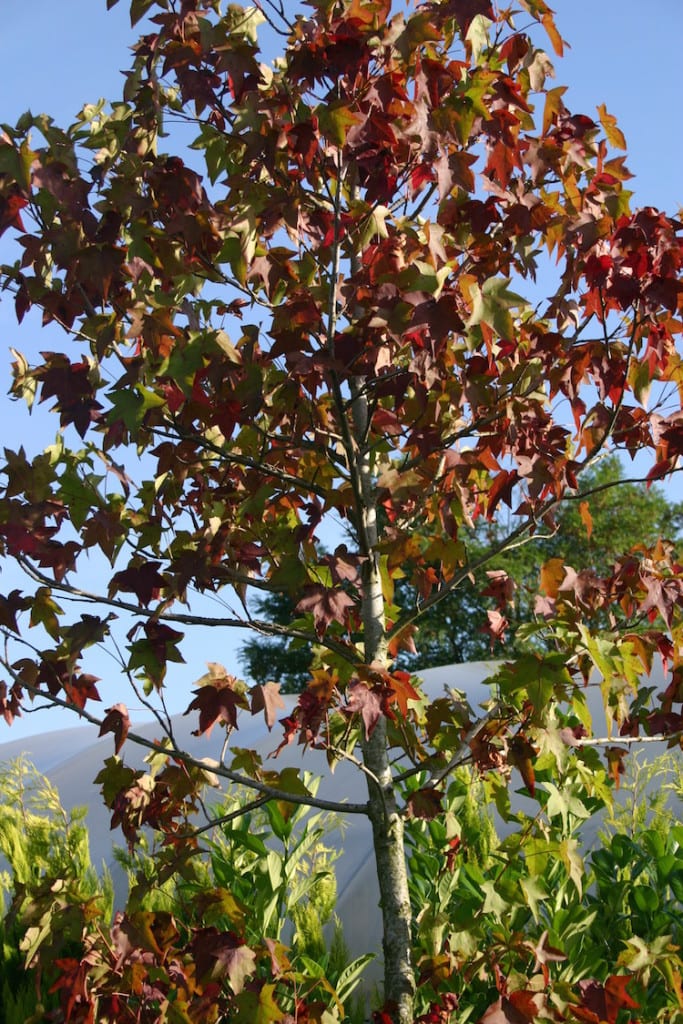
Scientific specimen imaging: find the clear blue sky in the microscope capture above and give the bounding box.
[0,2,681,738]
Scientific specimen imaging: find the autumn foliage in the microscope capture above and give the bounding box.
[1,0,683,1020]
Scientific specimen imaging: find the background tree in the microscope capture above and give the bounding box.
[401,456,683,668]
[240,457,683,685]
[239,589,322,693]
[0,1,682,1021]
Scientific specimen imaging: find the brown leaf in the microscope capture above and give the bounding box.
[295,584,356,638]
[346,681,384,740]
[99,702,131,754]
[508,734,537,796]
[605,745,627,789]
[190,928,256,994]
[579,500,593,540]
[406,787,444,820]
[479,993,538,1024]
[250,681,285,731]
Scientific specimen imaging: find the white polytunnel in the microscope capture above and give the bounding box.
[0,659,677,975]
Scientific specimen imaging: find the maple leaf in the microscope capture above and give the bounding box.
[63,672,101,710]
[0,187,28,237]
[0,589,30,633]
[295,584,356,638]
[479,993,541,1024]
[386,670,422,717]
[49,957,92,1023]
[507,734,537,796]
[233,982,283,1024]
[346,680,384,740]
[190,928,257,994]
[185,682,249,737]
[250,681,285,730]
[0,681,22,726]
[530,930,566,984]
[425,0,494,34]
[575,976,639,1024]
[605,745,627,789]
[110,561,166,605]
[483,609,509,649]
[406,787,444,820]
[99,702,131,754]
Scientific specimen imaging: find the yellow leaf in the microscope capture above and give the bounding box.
[543,86,566,135]
[598,103,627,150]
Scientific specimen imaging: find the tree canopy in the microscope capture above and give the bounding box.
[0,1,683,1021]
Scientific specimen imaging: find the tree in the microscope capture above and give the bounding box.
[401,455,683,668]
[0,1,682,1020]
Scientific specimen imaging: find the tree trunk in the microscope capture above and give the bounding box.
[354,429,415,1022]
[362,714,415,1024]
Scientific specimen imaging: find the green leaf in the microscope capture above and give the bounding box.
[559,837,584,895]
[466,277,526,339]
[466,14,492,63]
[233,983,283,1024]
[29,587,63,639]
[520,875,548,924]
[317,102,362,146]
[630,886,659,913]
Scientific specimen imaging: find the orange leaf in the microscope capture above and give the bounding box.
[579,500,593,540]
[540,557,565,598]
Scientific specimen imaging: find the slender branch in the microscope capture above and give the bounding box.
[0,658,370,816]
[181,794,271,838]
[154,424,331,500]
[576,732,683,748]
[325,743,388,816]
[13,556,361,667]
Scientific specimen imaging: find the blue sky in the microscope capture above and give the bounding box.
[0,2,682,738]
[2,2,680,211]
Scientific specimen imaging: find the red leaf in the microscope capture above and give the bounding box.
[295,584,356,638]
[63,673,101,710]
[99,702,131,754]
[387,669,422,717]
[576,976,639,1024]
[0,681,22,726]
[0,189,28,237]
[479,994,538,1024]
[110,562,166,605]
[185,682,249,737]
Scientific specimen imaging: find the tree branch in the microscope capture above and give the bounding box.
[0,657,370,817]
